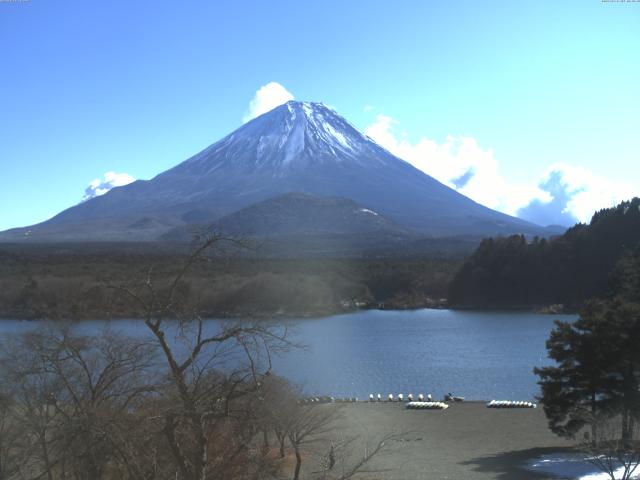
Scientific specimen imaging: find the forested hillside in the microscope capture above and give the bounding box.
[448,198,640,309]
[0,244,460,319]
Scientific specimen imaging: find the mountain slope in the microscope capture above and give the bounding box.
[161,192,480,258]
[1,101,546,242]
[163,192,408,240]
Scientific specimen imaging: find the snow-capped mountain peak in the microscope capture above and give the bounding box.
[178,101,385,174]
[1,99,549,242]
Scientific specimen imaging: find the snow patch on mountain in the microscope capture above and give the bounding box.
[359,208,379,216]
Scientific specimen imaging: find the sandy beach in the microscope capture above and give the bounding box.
[313,402,575,480]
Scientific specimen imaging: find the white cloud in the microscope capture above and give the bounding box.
[534,164,637,223]
[364,113,637,225]
[243,82,294,123]
[83,171,135,201]
[364,114,547,216]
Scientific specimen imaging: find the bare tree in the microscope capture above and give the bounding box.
[581,413,640,480]
[313,431,405,480]
[255,375,298,459]
[282,401,405,480]
[0,324,160,480]
[111,234,292,480]
[285,403,343,480]
[0,382,21,480]
[256,376,404,480]
[0,234,404,480]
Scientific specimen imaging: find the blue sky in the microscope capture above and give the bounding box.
[1,0,639,230]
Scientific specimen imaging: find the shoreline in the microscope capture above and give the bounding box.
[0,303,578,322]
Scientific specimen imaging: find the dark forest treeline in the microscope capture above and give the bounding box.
[0,246,460,319]
[449,198,640,309]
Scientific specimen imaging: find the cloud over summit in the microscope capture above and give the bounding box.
[243,82,294,123]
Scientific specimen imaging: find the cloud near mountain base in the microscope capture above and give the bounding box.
[364,114,547,218]
[516,170,579,227]
[518,164,637,226]
[364,113,637,227]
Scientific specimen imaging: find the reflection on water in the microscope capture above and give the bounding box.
[0,309,576,401]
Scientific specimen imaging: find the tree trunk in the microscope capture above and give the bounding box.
[622,362,637,449]
[328,444,335,470]
[292,444,302,480]
[621,408,630,447]
[163,416,191,480]
[591,391,598,444]
[39,430,54,480]
[194,415,208,480]
[275,430,286,458]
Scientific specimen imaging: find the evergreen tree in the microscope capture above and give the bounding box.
[449,197,640,308]
[534,301,615,440]
[535,250,640,444]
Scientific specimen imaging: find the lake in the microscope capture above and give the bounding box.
[0,309,576,401]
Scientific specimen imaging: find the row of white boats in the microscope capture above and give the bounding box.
[406,400,537,410]
[368,393,434,402]
[297,396,537,409]
[406,401,449,410]
[486,400,537,408]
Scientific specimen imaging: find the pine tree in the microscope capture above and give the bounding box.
[535,250,640,444]
[534,302,615,441]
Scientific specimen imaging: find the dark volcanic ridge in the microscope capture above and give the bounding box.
[161,192,458,257]
[162,192,409,240]
[1,101,551,243]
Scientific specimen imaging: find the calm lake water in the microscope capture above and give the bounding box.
[0,309,576,401]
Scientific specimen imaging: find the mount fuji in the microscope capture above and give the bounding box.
[1,101,550,243]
